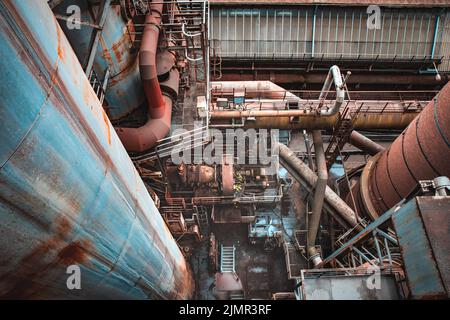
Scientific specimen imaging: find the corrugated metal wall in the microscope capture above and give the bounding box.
[210,6,450,72]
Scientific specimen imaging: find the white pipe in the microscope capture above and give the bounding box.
[318,65,345,116]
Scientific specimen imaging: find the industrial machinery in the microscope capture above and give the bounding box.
[0,0,449,301]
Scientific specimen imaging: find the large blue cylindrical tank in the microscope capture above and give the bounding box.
[0,0,193,299]
[54,0,144,120]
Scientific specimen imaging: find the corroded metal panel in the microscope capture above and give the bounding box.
[417,197,450,297]
[0,0,193,299]
[392,198,447,299]
[210,5,448,72]
[55,0,144,120]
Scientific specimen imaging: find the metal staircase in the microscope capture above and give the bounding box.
[325,96,362,168]
[220,245,236,273]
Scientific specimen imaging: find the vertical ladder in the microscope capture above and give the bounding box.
[220,245,236,273]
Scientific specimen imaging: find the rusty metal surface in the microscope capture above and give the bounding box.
[221,154,234,195]
[366,82,450,216]
[402,117,438,180]
[417,197,450,298]
[373,151,402,210]
[392,197,449,299]
[55,0,144,120]
[115,69,179,152]
[384,134,417,198]
[213,111,418,130]
[214,272,243,292]
[0,0,193,299]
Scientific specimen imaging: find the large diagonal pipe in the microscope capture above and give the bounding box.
[349,130,385,156]
[276,142,361,231]
[307,131,328,266]
[115,2,176,152]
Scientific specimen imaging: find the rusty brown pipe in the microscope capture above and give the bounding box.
[140,3,164,119]
[211,111,418,130]
[115,2,180,152]
[349,130,385,156]
[115,68,179,152]
[353,82,450,219]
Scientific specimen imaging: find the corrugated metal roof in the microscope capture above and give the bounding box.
[209,0,450,7]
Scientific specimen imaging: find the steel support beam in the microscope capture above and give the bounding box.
[84,0,111,76]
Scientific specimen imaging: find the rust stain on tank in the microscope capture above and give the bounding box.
[99,36,114,68]
[111,36,128,64]
[58,240,92,265]
[107,55,139,86]
[102,109,111,145]
[0,216,75,298]
[55,17,64,61]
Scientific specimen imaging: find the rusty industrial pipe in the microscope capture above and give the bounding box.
[349,131,385,156]
[276,142,361,230]
[115,68,179,152]
[140,3,164,119]
[210,110,418,130]
[307,131,328,266]
[352,82,450,219]
[115,1,179,152]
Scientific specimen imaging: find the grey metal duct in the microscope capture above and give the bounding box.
[276,142,361,231]
[307,131,328,266]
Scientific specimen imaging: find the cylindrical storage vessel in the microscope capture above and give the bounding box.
[54,0,144,120]
[352,82,450,219]
[0,0,193,299]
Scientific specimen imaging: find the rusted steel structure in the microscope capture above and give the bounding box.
[55,0,144,120]
[350,82,450,219]
[209,80,422,130]
[320,182,450,299]
[276,142,361,230]
[115,1,179,152]
[0,0,193,299]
